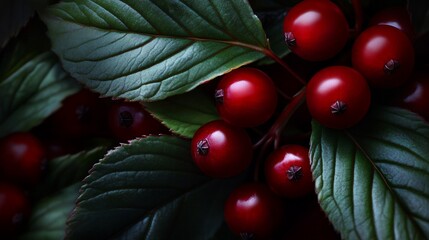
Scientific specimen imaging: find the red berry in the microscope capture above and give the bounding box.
[390,71,429,121]
[191,120,252,178]
[215,68,277,127]
[0,183,30,236]
[224,183,284,239]
[352,25,415,88]
[306,66,371,129]
[265,145,313,198]
[50,89,105,138]
[370,6,414,41]
[0,132,45,186]
[283,0,349,61]
[108,102,166,142]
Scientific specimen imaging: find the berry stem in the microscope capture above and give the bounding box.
[253,138,271,181]
[253,87,307,181]
[254,87,306,149]
[263,49,307,85]
[352,0,363,35]
[276,88,292,100]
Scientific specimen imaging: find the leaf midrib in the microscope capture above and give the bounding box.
[47,14,269,54]
[344,130,426,238]
[103,176,216,239]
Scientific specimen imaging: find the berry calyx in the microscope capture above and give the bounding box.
[264,145,313,198]
[383,59,400,75]
[108,101,167,142]
[0,132,46,186]
[306,66,371,129]
[352,25,415,88]
[287,165,303,181]
[283,0,349,61]
[224,183,284,239]
[284,32,296,47]
[330,101,347,115]
[50,89,105,138]
[191,120,252,178]
[215,68,277,127]
[196,139,209,155]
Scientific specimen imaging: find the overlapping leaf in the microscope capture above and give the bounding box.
[145,89,218,138]
[66,136,246,240]
[42,0,269,101]
[20,184,81,240]
[0,40,80,137]
[310,106,429,239]
[33,147,106,198]
[21,147,107,239]
[0,0,34,48]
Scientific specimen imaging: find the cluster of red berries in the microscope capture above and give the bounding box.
[2,0,427,238]
[285,1,417,129]
[190,1,427,239]
[0,89,167,237]
[191,68,314,238]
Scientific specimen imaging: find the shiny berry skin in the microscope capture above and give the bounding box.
[224,183,284,239]
[264,145,313,198]
[0,183,30,236]
[215,68,277,127]
[352,25,415,88]
[306,66,371,129]
[191,120,252,178]
[0,132,45,186]
[370,6,414,41]
[108,102,167,142]
[283,0,349,61]
[390,71,429,121]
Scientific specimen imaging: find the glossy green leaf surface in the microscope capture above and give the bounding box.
[34,147,106,198]
[42,0,268,101]
[310,106,429,240]
[20,184,80,240]
[145,89,219,138]
[66,136,245,240]
[0,40,80,137]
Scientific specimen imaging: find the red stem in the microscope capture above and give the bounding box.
[252,47,308,180]
[352,0,363,35]
[270,87,307,148]
[264,49,307,85]
[253,138,271,181]
[253,87,307,180]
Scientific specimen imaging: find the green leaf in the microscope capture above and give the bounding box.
[310,106,429,240]
[34,147,106,198]
[145,89,219,138]
[41,0,268,101]
[0,0,34,48]
[0,41,80,137]
[66,136,246,240]
[20,184,80,240]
